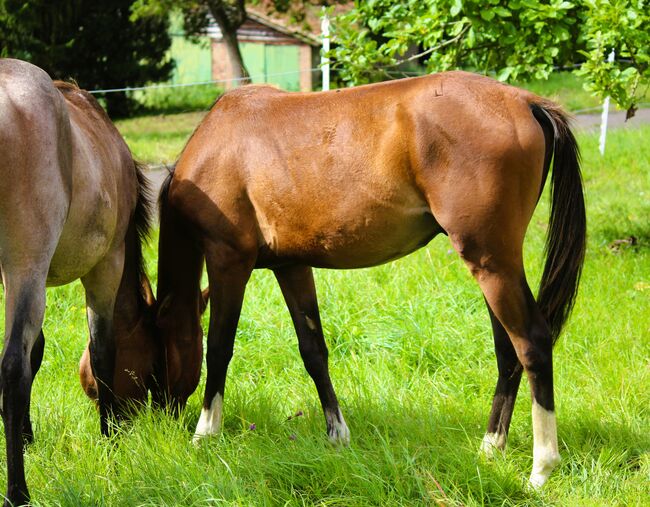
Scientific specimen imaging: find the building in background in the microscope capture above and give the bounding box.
[209,11,319,92]
[168,8,322,92]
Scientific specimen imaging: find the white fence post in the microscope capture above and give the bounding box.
[599,49,616,156]
[321,10,330,91]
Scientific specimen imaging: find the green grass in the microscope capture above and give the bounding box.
[116,111,207,165]
[134,84,222,115]
[1,124,649,505]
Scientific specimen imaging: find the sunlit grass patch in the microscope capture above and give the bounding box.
[1,123,648,506]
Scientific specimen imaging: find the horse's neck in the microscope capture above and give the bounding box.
[157,197,204,326]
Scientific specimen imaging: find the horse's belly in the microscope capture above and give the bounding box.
[46,200,120,286]
[45,141,126,286]
[257,206,441,269]
[46,234,114,286]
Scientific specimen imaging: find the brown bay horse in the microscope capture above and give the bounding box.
[0,59,159,506]
[156,71,586,488]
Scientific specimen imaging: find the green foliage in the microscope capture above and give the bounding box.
[116,110,210,164]
[330,0,580,85]
[0,0,173,117]
[135,84,221,113]
[576,0,649,116]
[330,1,650,113]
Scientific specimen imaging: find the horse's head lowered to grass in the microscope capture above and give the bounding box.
[79,274,162,411]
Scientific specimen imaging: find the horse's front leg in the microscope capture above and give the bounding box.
[22,329,45,445]
[273,265,349,445]
[81,247,124,436]
[0,270,48,507]
[193,242,254,443]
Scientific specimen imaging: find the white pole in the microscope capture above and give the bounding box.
[321,10,330,91]
[599,49,616,156]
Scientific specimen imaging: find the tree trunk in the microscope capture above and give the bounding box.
[208,0,250,86]
[219,21,250,84]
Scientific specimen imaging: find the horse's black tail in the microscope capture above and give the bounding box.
[531,101,586,344]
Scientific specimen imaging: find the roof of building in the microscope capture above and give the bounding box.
[207,2,352,47]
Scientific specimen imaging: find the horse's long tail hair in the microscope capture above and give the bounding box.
[532,101,586,344]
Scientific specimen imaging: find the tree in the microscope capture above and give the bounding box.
[133,0,343,86]
[209,1,250,83]
[576,0,649,118]
[133,0,254,85]
[330,0,580,85]
[330,1,649,116]
[0,0,173,117]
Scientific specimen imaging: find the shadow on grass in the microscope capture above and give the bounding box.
[30,394,647,506]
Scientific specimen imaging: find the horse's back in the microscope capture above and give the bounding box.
[171,72,548,269]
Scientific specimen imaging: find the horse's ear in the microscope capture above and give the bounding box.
[141,275,155,307]
[199,286,210,315]
[156,293,174,326]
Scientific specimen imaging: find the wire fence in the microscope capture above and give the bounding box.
[87,66,649,116]
[88,67,323,95]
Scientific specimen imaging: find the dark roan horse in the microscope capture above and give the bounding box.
[155,71,586,488]
[0,58,159,506]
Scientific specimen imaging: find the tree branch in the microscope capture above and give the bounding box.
[384,24,470,69]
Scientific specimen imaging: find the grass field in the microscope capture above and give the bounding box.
[1,122,649,504]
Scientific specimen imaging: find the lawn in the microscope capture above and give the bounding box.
[1,124,649,504]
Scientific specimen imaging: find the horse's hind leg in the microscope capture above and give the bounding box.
[81,248,124,436]
[480,307,523,456]
[0,270,48,506]
[22,329,45,445]
[273,265,349,445]
[452,234,560,487]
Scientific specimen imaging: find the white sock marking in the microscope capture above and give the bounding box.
[326,408,350,446]
[193,393,223,444]
[479,432,506,457]
[529,401,561,488]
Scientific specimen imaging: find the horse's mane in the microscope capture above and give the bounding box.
[53,80,109,119]
[157,92,227,215]
[134,160,153,303]
[158,164,175,219]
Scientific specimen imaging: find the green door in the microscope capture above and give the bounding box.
[241,43,301,91]
[265,45,301,91]
[170,35,212,84]
[241,42,266,85]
